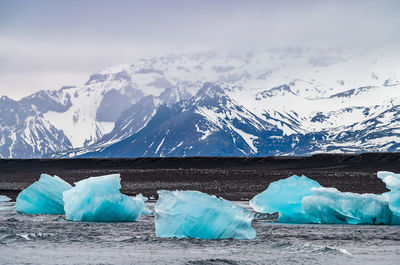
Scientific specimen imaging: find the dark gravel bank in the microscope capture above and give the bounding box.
[1,153,400,200]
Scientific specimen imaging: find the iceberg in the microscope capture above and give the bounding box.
[63,174,143,222]
[0,195,13,211]
[133,193,152,215]
[155,190,256,239]
[302,187,398,225]
[0,195,11,202]
[16,174,72,214]
[377,171,400,216]
[249,175,322,223]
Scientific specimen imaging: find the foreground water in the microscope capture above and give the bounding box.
[0,201,399,265]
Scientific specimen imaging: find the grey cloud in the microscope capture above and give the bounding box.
[0,0,399,99]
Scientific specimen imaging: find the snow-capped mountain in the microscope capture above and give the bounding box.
[0,89,73,157]
[80,82,281,157]
[1,46,400,158]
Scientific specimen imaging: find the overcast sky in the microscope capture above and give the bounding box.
[1,0,399,99]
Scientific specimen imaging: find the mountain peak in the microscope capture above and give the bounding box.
[0,95,14,103]
[2,47,400,158]
[196,82,226,98]
[85,70,131,86]
[256,84,294,99]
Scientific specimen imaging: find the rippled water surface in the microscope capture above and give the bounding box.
[0,201,399,265]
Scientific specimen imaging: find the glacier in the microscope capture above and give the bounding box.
[63,174,144,222]
[16,174,72,214]
[377,171,400,216]
[155,190,256,239]
[302,187,399,225]
[249,175,322,223]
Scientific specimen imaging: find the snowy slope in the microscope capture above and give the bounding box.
[80,83,281,157]
[1,45,400,158]
[0,92,72,158]
[80,81,400,158]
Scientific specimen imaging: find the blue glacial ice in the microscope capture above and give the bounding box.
[249,175,322,223]
[377,171,400,216]
[0,195,11,202]
[16,174,72,214]
[302,187,399,225]
[155,190,256,239]
[133,193,152,215]
[63,174,144,222]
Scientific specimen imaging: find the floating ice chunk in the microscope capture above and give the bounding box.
[0,206,13,211]
[155,190,256,239]
[0,195,12,211]
[0,195,11,202]
[377,171,400,216]
[16,174,72,214]
[132,193,152,215]
[378,171,400,190]
[63,174,143,222]
[249,175,322,223]
[302,187,398,225]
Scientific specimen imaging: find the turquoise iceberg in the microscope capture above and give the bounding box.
[16,174,72,214]
[155,190,256,239]
[63,174,144,222]
[249,175,322,223]
[302,187,398,225]
[377,171,400,216]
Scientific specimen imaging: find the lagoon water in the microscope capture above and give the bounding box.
[0,201,399,265]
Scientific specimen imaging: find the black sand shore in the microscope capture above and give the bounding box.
[1,153,400,200]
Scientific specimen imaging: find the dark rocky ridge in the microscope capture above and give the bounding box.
[1,152,399,200]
